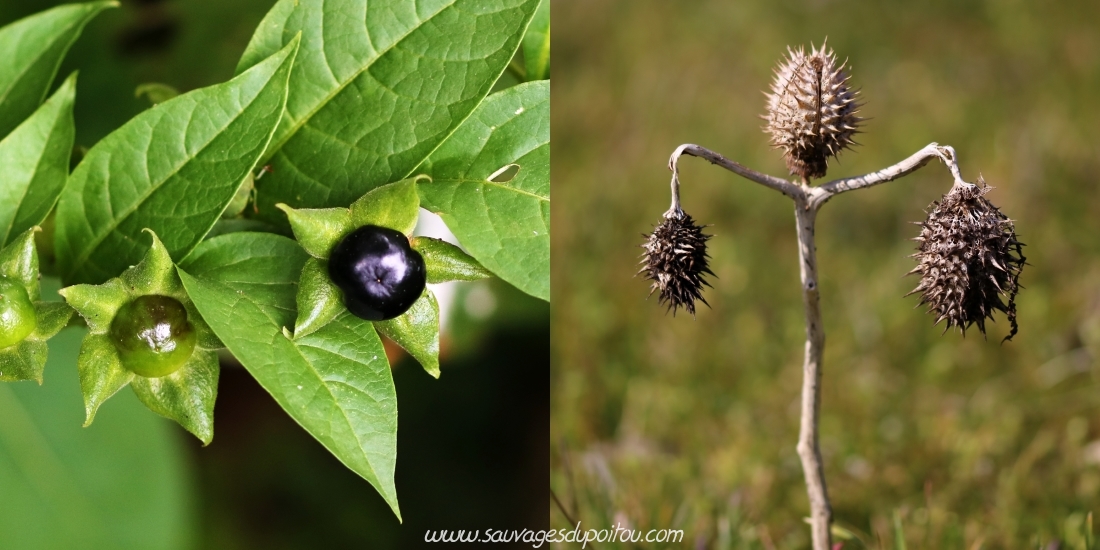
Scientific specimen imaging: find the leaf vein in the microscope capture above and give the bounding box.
[261,0,460,159]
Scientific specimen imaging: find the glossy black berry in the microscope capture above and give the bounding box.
[0,276,36,349]
[328,225,426,321]
[109,295,197,378]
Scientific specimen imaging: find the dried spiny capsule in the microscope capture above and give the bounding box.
[764,41,863,180]
[907,178,1025,340]
[640,211,714,317]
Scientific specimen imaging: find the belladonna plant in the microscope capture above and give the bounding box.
[640,42,1025,550]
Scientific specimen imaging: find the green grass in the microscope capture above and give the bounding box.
[551,1,1100,547]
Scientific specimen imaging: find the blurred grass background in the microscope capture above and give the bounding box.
[0,0,548,548]
[551,0,1100,548]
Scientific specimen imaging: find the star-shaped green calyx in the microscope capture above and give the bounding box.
[276,177,491,378]
[0,227,73,383]
[59,230,222,444]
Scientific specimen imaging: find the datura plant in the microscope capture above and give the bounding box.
[0,0,549,521]
[640,41,1023,550]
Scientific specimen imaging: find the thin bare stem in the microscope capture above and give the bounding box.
[668,144,803,201]
[811,143,966,208]
[792,193,832,549]
[668,161,683,216]
[661,142,973,550]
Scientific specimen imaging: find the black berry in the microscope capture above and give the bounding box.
[328,225,426,321]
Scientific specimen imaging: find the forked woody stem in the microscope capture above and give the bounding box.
[665,142,968,550]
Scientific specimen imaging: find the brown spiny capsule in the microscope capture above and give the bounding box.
[764,41,863,180]
[906,178,1025,340]
[640,211,714,317]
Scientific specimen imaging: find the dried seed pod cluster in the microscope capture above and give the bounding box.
[640,211,714,317]
[907,178,1025,340]
[764,42,862,180]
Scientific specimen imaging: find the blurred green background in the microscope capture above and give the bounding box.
[552,1,1100,548]
[0,1,548,548]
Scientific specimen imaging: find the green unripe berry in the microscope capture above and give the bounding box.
[109,295,196,378]
[0,276,36,348]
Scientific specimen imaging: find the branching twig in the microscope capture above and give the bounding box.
[669,144,803,205]
[666,142,968,550]
[812,143,966,208]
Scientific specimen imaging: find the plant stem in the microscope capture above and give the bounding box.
[665,142,970,550]
[810,143,964,208]
[793,191,831,550]
[669,144,803,200]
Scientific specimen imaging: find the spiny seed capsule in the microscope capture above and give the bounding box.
[0,276,36,349]
[328,225,427,321]
[639,211,714,317]
[110,295,197,377]
[764,41,863,180]
[906,178,1025,341]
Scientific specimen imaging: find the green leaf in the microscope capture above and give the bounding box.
[279,177,424,260]
[374,290,440,378]
[0,1,114,139]
[30,301,72,341]
[60,231,220,439]
[57,278,127,334]
[236,0,541,226]
[206,218,278,240]
[290,314,398,508]
[222,172,255,219]
[276,204,349,260]
[131,348,220,445]
[134,82,180,105]
[893,509,908,550]
[411,236,493,283]
[0,227,40,299]
[0,73,76,247]
[348,177,422,236]
[0,303,74,383]
[522,0,550,81]
[418,81,549,300]
[55,36,301,285]
[293,258,343,339]
[0,339,49,383]
[179,233,401,518]
[74,333,133,422]
[177,233,306,334]
[0,328,194,549]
